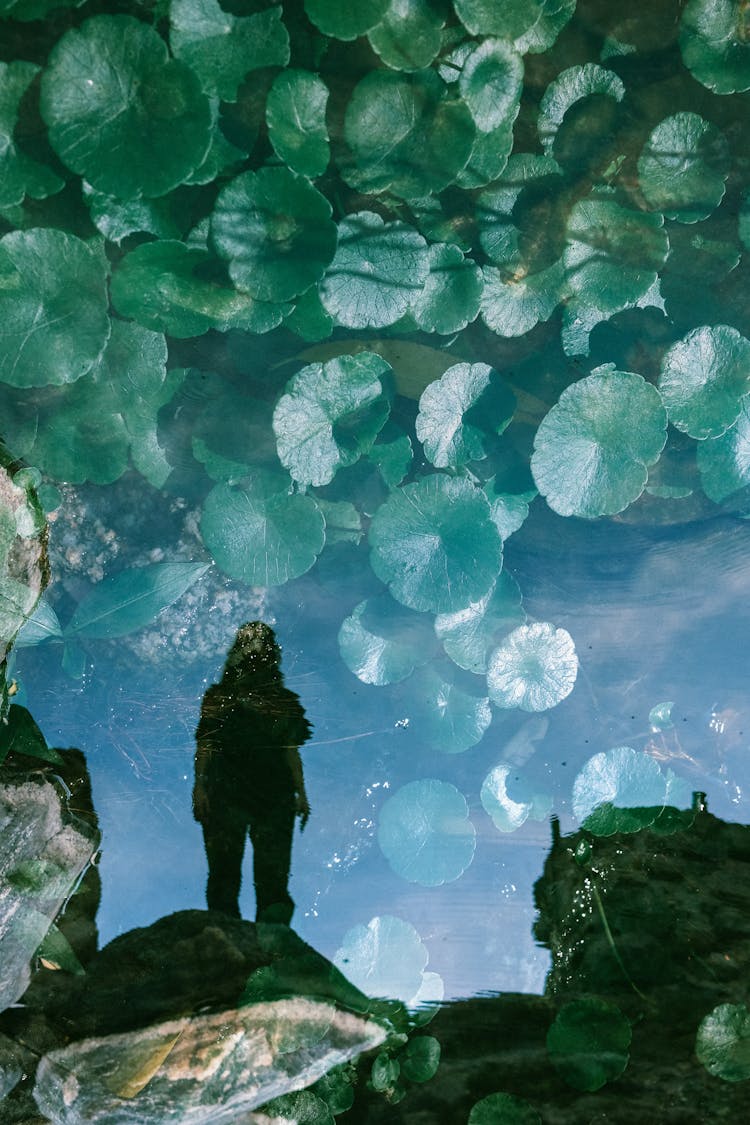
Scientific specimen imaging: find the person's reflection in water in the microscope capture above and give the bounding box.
[193,622,311,925]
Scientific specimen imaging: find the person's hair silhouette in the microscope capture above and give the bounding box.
[193,622,311,924]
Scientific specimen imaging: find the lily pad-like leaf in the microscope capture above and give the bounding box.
[338,595,434,686]
[481,261,563,338]
[212,167,336,302]
[416,362,515,469]
[411,243,482,335]
[638,112,730,223]
[67,562,209,639]
[483,478,536,540]
[40,15,212,200]
[334,915,437,1005]
[0,228,110,388]
[82,183,183,245]
[468,1092,541,1125]
[285,287,333,343]
[273,352,394,488]
[320,212,429,329]
[343,69,474,198]
[531,367,667,517]
[304,0,389,40]
[201,471,325,586]
[538,64,624,152]
[459,39,523,134]
[111,241,288,339]
[170,0,289,103]
[572,746,689,835]
[435,572,525,675]
[697,399,750,501]
[658,325,750,440]
[456,120,515,188]
[547,998,631,1091]
[369,474,503,614]
[368,422,413,487]
[478,154,564,267]
[399,1036,441,1083]
[680,0,750,93]
[367,0,445,71]
[409,666,492,753]
[481,763,551,833]
[487,623,577,712]
[454,0,576,52]
[378,778,476,886]
[0,62,63,208]
[267,70,330,178]
[696,1003,750,1081]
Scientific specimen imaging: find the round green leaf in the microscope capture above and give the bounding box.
[333,915,433,1005]
[0,228,110,388]
[680,0,750,93]
[200,472,325,586]
[111,241,288,338]
[273,352,393,487]
[459,39,523,134]
[0,62,63,208]
[170,0,289,103]
[658,325,750,440]
[435,572,525,674]
[456,119,515,188]
[83,183,182,245]
[478,154,564,266]
[454,0,575,52]
[487,623,577,712]
[284,287,333,343]
[304,0,389,40]
[538,64,624,152]
[411,243,482,335]
[40,15,212,200]
[260,1091,333,1125]
[369,474,502,613]
[468,1092,541,1125]
[638,112,730,223]
[212,167,336,302]
[481,763,542,833]
[368,422,413,487]
[481,262,563,338]
[697,399,750,501]
[343,69,474,198]
[483,478,536,540]
[696,1003,750,1081]
[409,666,492,753]
[416,362,515,469]
[531,367,667,517]
[267,70,329,179]
[367,0,444,71]
[320,212,429,329]
[338,596,433,686]
[378,779,476,886]
[399,1036,441,1083]
[572,746,689,835]
[547,998,631,1091]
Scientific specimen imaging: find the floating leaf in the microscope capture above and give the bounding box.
[411,243,482,335]
[456,120,515,188]
[285,287,333,342]
[658,325,750,440]
[67,562,209,639]
[0,62,63,208]
[697,399,750,501]
[378,778,476,886]
[649,701,675,731]
[368,422,413,487]
[212,167,336,302]
[343,69,474,198]
[267,70,330,178]
[0,228,110,388]
[201,472,325,586]
[40,15,212,199]
[409,666,492,753]
[459,40,523,134]
[259,1091,333,1125]
[399,1036,441,1083]
[638,112,729,224]
[531,367,667,517]
[696,1003,750,1081]
[304,0,389,40]
[368,0,444,71]
[680,0,750,93]
[320,212,429,329]
[481,262,563,338]
[572,746,689,835]
[547,998,631,1091]
[478,154,564,266]
[15,598,63,647]
[170,0,289,103]
[435,572,525,675]
[273,352,393,487]
[481,763,551,833]
[338,595,434,686]
[538,64,624,152]
[82,183,183,245]
[483,479,536,540]
[487,623,577,712]
[454,0,575,52]
[334,915,435,1005]
[369,474,502,614]
[416,363,515,469]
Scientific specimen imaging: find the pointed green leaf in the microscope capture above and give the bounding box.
[15,598,63,646]
[67,562,209,639]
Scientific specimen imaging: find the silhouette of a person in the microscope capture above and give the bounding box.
[192,622,311,924]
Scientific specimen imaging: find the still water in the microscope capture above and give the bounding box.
[2,0,750,1121]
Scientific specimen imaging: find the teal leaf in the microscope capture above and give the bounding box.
[67,562,209,639]
[181,104,247,186]
[315,499,362,545]
[435,572,525,675]
[367,0,445,71]
[338,595,434,686]
[478,154,564,266]
[454,0,575,52]
[481,261,563,338]
[481,762,551,833]
[680,0,750,93]
[304,0,389,40]
[399,1036,440,1083]
[0,62,63,208]
[259,1091,333,1125]
[273,352,394,487]
[334,915,437,1005]
[531,367,667,517]
[201,472,325,585]
[649,701,674,731]
[538,63,624,152]
[547,998,631,1091]
[697,399,750,501]
[111,241,288,339]
[572,746,690,835]
[483,479,536,540]
[696,1004,750,1081]
[378,778,476,886]
[0,228,110,388]
[320,212,429,329]
[368,422,413,487]
[416,362,515,469]
[40,15,212,200]
[468,1092,541,1125]
[487,623,577,712]
[343,69,474,198]
[0,705,64,767]
[82,183,183,245]
[411,243,482,335]
[408,666,492,753]
[658,325,750,440]
[369,474,503,614]
[284,288,333,343]
[459,39,523,134]
[455,119,515,188]
[170,0,289,103]
[212,167,337,302]
[267,70,330,178]
[638,112,730,223]
[15,598,63,647]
